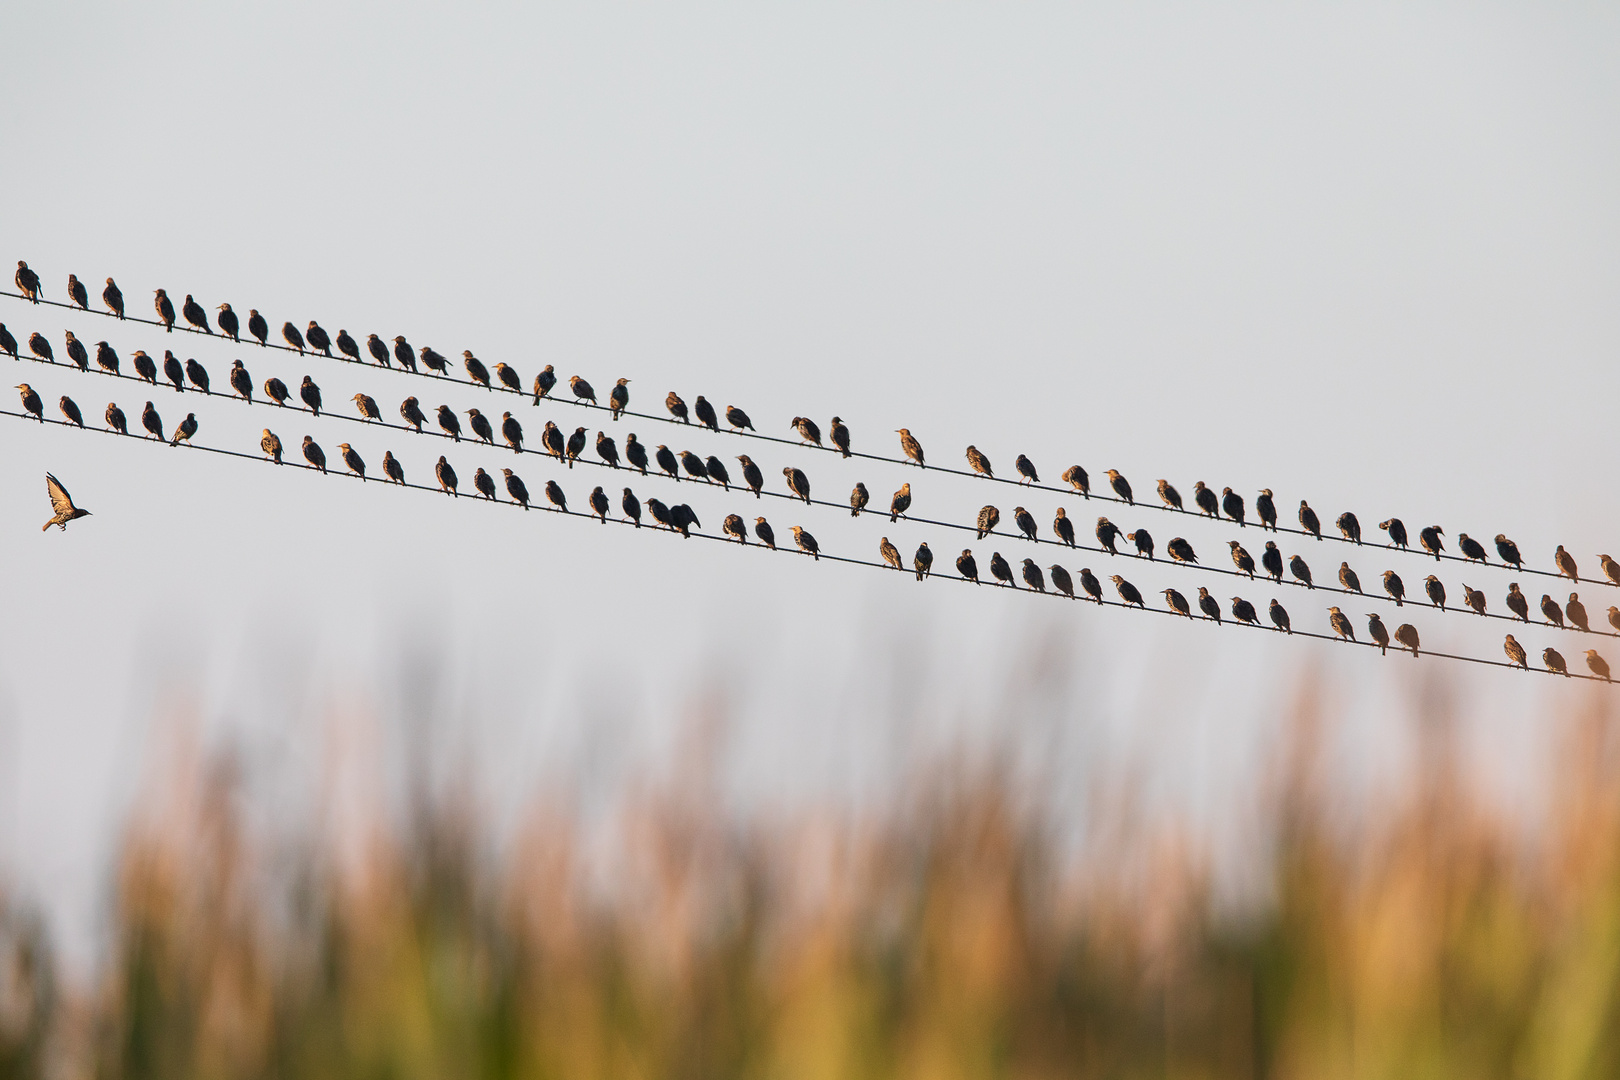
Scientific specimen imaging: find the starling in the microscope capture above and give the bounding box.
[665,391,688,422]
[300,376,322,416]
[1567,593,1590,633]
[603,377,629,420]
[1585,651,1611,681]
[230,361,253,402]
[1230,541,1255,577]
[1328,607,1355,642]
[1050,565,1074,598]
[466,468,493,500]
[1601,555,1620,585]
[726,405,754,431]
[359,334,386,366]
[436,456,457,495]
[1014,455,1039,485]
[1193,481,1218,518]
[105,403,127,435]
[104,278,125,318]
[58,396,82,427]
[1338,562,1361,594]
[260,429,282,463]
[1269,599,1292,634]
[394,337,418,371]
[15,384,41,420]
[265,377,290,406]
[1506,584,1529,622]
[1379,518,1408,548]
[496,363,522,394]
[1545,647,1569,677]
[163,350,184,391]
[14,262,40,303]
[41,473,90,531]
[1021,559,1044,592]
[1079,568,1104,603]
[468,409,494,445]
[897,428,925,468]
[1222,487,1246,526]
[890,483,911,522]
[1299,501,1321,539]
[1157,480,1183,511]
[1262,541,1283,581]
[1231,597,1259,625]
[1106,469,1133,504]
[737,455,763,496]
[384,452,405,486]
[1112,575,1145,607]
[829,417,851,457]
[1394,623,1420,658]
[1290,554,1313,588]
[401,397,426,432]
[502,468,528,507]
[67,274,88,309]
[754,517,776,549]
[1054,507,1075,547]
[1096,517,1122,554]
[851,482,870,517]
[179,358,208,394]
[1418,526,1444,560]
[976,505,1000,539]
[105,344,132,378]
[990,552,1014,587]
[0,323,14,357]
[465,351,492,389]
[792,416,822,446]
[784,466,811,503]
[1383,570,1404,606]
[1367,613,1390,655]
[1504,635,1527,668]
[670,504,701,538]
[566,426,587,465]
[28,332,52,362]
[247,309,268,345]
[1063,465,1090,497]
[1198,587,1221,623]
[647,498,673,529]
[1541,594,1564,628]
[1454,533,1487,563]
[336,329,359,361]
[302,435,326,472]
[439,406,464,441]
[301,322,329,356]
[694,396,718,430]
[540,479,566,512]
[1163,588,1192,617]
[596,431,619,467]
[965,445,994,478]
[281,321,304,352]
[957,550,980,583]
[1462,584,1486,615]
[705,456,732,490]
[623,434,648,474]
[1495,535,1523,569]
[570,375,597,404]
[622,488,641,526]
[1256,489,1278,531]
[64,331,88,370]
[589,486,609,523]
[1556,545,1579,582]
[879,537,902,570]
[1169,537,1198,565]
[1126,528,1152,559]
[531,365,557,403]
[677,448,706,480]
[724,514,748,543]
[215,304,240,342]
[793,526,821,561]
[182,295,211,333]
[138,399,160,437]
[655,444,679,479]
[1015,507,1039,542]
[337,442,365,479]
[1337,512,1361,544]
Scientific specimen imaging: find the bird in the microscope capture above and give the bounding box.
[1556,545,1579,582]
[1063,466,1090,497]
[1383,570,1404,606]
[465,352,492,389]
[0,324,14,357]
[622,488,641,526]
[1506,584,1529,622]
[281,321,304,352]
[1096,517,1122,554]
[1193,482,1219,518]
[302,322,330,357]
[1155,480,1184,511]
[230,361,253,402]
[162,351,184,391]
[1299,501,1321,539]
[435,457,458,495]
[670,504,700,538]
[179,358,209,394]
[169,413,197,447]
[1458,534,1487,562]
[705,456,731,490]
[94,341,121,375]
[1231,597,1259,626]
[104,403,127,435]
[1367,613,1390,655]
[1163,588,1192,617]
[28,332,52,362]
[1198,588,1221,623]
[1504,635,1528,669]
[260,429,282,462]
[829,417,852,457]
[336,329,359,361]
[1338,563,1362,594]
[1601,555,1620,585]
[133,350,157,383]
[694,395,718,430]
[393,337,418,371]
[784,467,811,503]
[1015,455,1039,485]
[1290,554,1313,588]
[677,449,706,481]
[1126,528,1152,559]
[496,363,523,394]
[754,517,776,549]
[183,295,211,333]
[897,428,925,467]
[965,445,994,478]
[665,392,689,423]
[360,334,390,367]
[66,274,88,309]
[1256,489,1278,531]
[737,455,763,496]
[1106,470,1133,503]
[1222,487,1245,526]
[439,407,464,442]
[338,443,365,479]
[1461,584,1487,615]
[1015,507,1039,543]
[851,483,870,517]
[1567,594,1591,632]
[401,397,426,432]
[1337,512,1361,544]
[1050,565,1074,598]
[1054,508,1075,547]
[1541,594,1565,628]
[1419,526,1444,560]
[1169,537,1198,565]
[520,364,554,405]
[915,544,935,582]
[1328,607,1355,642]
[621,434,647,474]
[890,483,911,522]
[724,514,748,543]
[1585,651,1611,681]
[58,396,82,428]
[566,427,588,465]
[497,468,527,507]
[792,526,820,560]
[139,400,160,437]
[990,553,1015,587]
[725,405,754,431]
[589,486,610,523]
[103,278,125,318]
[64,332,88,370]
[1394,623,1420,658]
[301,436,327,473]
[1269,599,1292,634]
[209,304,239,343]
[247,310,268,345]
[957,550,980,583]
[41,473,91,531]
[977,505,1001,539]
[545,480,568,512]
[1545,648,1569,677]
[1495,535,1523,570]
[15,384,42,420]
[655,444,679,480]
[1021,559,1045,592]
[468,409,495,445]
[875,537,904,571]
[570,375,597,405]
[299,376,322,416]
[384,452,405,486]
[609,378,630,420]
[1079,568,1104,603]
[1112,575,1145,607]
[466,468,494,500]
[1230,542,1255,577]
[1380,518,1409,548]
[1262,542,1283,582]
[647,498,673,530]
[14,262,41,303]
[595,431,618,467]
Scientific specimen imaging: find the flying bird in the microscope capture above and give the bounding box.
[41,473,90,531]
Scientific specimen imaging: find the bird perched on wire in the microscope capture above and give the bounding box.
[468,409,495,445]
[705,456,731,490]
[665,392,689,423]
[226,361,253,403]
[754,517,776,549]
[67,273,88,309]
[394,338,421,372]
[1050,565,1074,598]
[260,429,282,463]
[877,537,903,570]
[654,444,679,480]
[1495,535,1523,570]
[498,468,527,507]
[1193,482,1218,518]
[169,413,197,447]
[737,455,763,496]
[337,443,365,479]
[1601,555,1620,585]
[1328,607,1355,642]
[305,322,331,356]
[1198,588,1221,623]
[1555,545,1579,582]
[0,324,14,358]
[398,397,426,433]
[129,350,157,384]
[475,469,500,501]
[1367,613,1390,654]
[622,488,641,526]
[1167,537,1198,565]
[281,321,304,352]
[589,486,610,523]
[1456,534,1487,563]
[1054,507,1075,547]
[1337,512,1361,544]
[897,428,925,467]
[725,405,754,431]
[1063,466,1090,497]
[990,552,1014,587]
[1378,518,1408,548]
[646,498,673,530]
[1586,651,1611,681]
[299,376,322,416]
[623,434,647,474]
[1269,599,1292,633]
[1163,588,1192,617]
[531,365,556,403]
[496,363,522,394]
[792,526,820,561]
[915,543,935,582]
[58,396,82,428]
[694,396,718,430]
[105,403,127,436]
[1541,594,1564,628]
[976,505,1000,539]
[545,479,568,512]
[595,431,618,468]
[608,378,630,420]
[301,436,326,473]
[1544,648,1569,677]
[430,456,456,493]
[1015,507,1039,543]
[15,384,42,420]
[27,332,52,362]
[64,332,88,371]
[1416,525,1443,560]
[1503,635,1527,669]
[1338,562,1361,594]
[675,449,705,481]
[1290,554,1313,588]
[965,445,994,479]
[436,406,463,442]
[103,278,125,318]
[242,309,266,346]
[566,427,588,466]
[1230,541,1255,577]
[671,504,701,538]
[137,400,161,437]
[334,329,358,361]
[1113,575,1145,607]
[181,295,211,334]
[1106,470,1133,503]
[1393,623,1421,658]
[1382,570,1404,606]
[889,483,911,522]
[1021,559,1044,592]
[956,550,980,583]
[1231,597,1259,626]
[1096,517,1122,554]
[1261,542,1283,581]
[1079,568,1103,603]
[1566,594,1591,632]
[1015,455,1039,485]
[1127,528,1152,559]
[464,352,492,389]
[1222,487,1245,526]
[384,452,405,486]
[1299,501,1321,540]
[14,262,41,302]
[363,334,388,366]
[1506,584,1529,622]
[719,513,745,543]
[1250,489,1276,531]
[352,393,380,423]
[162,351,184,391]
[41,473,90,531]
[1155,480,1183,511]
[850,483,870,517]
[829,417,851,457]
[784,466,811,503]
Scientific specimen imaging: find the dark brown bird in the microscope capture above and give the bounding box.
[1337,512,1361,544]
[897,428,925,468]
[1586,651,1611,681]
[64,331,88,370]
[1256,489,1278,531]
[737,455,762,496]
[1079,568,1103,603]
[595,430,618,467]
[1050,565,1074,598]
[0,324,15,357]
[299,376,322,416]
[67,274,88,309]
[162,350,184,391]
[41,473,90,531]
[1262,541,1282,581]
[1222,487,1245,526]
[1106,470,1133,504]
[132,349,157,383]
[1230,541,1255,577]
[784,466,811,503]
[1063,465,1089,497]
[213,304,240,343]
[1198,587,1221,623]
[1383,570,1404,606]
[530,365,557,403]
[93,338,120,373]
[264,377,290,405]
[1157,480,1183,510]
[363,334,390,365]
[622,488,641,526]
[605,377,629,419]
[495,363,523,394]
[230,361,253,402]
[301,436,326,473]
[571,375,597,404]
[105,403,128,435]
[306,322,331,356]
[139,400,160,437]
[1338,562,1361,594]
[990,552,1014,587]
[181,358,208,394]
[754,517,776,549]
[336,329,359,360]
[1290,554,1313,588]
[464,352,492,389]
[1328,607,1355,642]
[384,452,405,486]
[436,457,458,496]
[1169,537,1198,565]
[678,449,706,481]
[965,445,993,478]
[500,468,527,507]
[345,393,379,423]
[1504,635,1527,668]
[1495,535,1523,569]
[28,332,52,362]
[957,549,979,583]
[792,526,820,561]
[1231,597,1259,625]
[705,456,731,489]
[1457,534,1487,562]
[889,483,911,522]
[103,278,125,318]
[1462,584,1486,616]
[792,416,822,446]
[647,498,672,530]
[671,503,701,538]
[1394,623,1420,657]
[1015,507,1039,543]
[435,406,462,442]
[666,391,688,422]
[393,337,418,371]
[1054,507,1075,547]
[976,505,1000,539]
[1541,594,1564,628]
[1021,559,1044,592]
[589,486,609,523]
[1545,647,1569,677]
[1379,518,1407,548]
[1507,584,1529,622]
[566,427,588,465]
[1417,526,1444,560]
[829,417,851,457]
[1112,575,1145,607]
[655,444,679,479]
[1269,599,1291,633]
[1193,481,1218,518]
[694,396,718,430]
[1600,555,1620,585]
[58,396,82,427]
[851,482,870,517]
[338,443,365,479]
[1126,528,1152,559]
[260,429,282,463]
[247,309,268,345]
[282,321,304,352]
[1568,594,1591,633]
[16,384,42,421]
[724,514,748,543]
[725,405,753,431]
[400,397,426,432]
[183,295,211,334]
[1015,455,1039,485]
[623,434,647,474]
[1556,545,1579,582]
[468,409,495,445]
[1096,517,1122,554]
[1367,613,1390,655]
[14,262,41,303]
[1163,588,1192,617]
[1299,501,1321,540]
[880,538,903,571]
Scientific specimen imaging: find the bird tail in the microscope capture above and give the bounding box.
[41,519,51,532]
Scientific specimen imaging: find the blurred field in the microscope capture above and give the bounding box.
[3,690,1620,1079]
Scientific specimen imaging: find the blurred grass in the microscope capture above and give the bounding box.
[3,693,1620,1077]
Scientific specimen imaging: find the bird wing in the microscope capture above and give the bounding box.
[45,472,76,515]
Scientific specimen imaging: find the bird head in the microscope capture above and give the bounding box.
[1222,487,1233,495]
[1110,575,1125,584]
[1229,540,1240,550]
[1260,488,1273,497]
[617,377,630,385]
[338,443,352,452]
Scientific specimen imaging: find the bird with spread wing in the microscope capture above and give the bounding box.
[42,473,91,531]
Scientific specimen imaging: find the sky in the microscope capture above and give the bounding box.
[1,1,1619,966]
